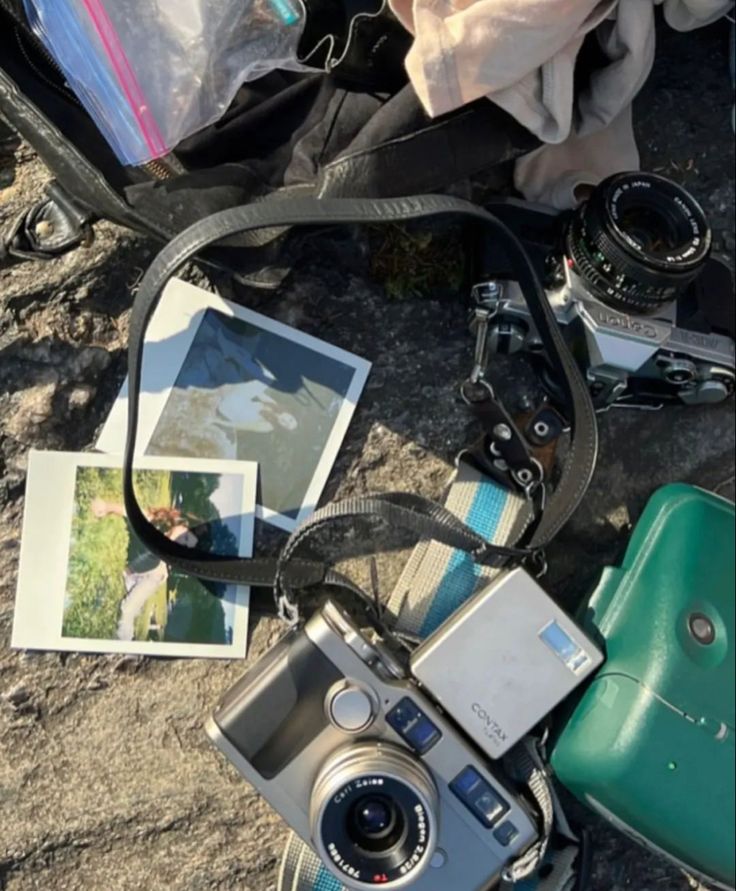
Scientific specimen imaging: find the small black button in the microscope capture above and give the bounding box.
[387,697,442,754]
[475,790,506,825]
[494,821,519,847]
[450,767,509,829]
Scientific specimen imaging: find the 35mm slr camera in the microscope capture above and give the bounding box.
[477,172,735,408]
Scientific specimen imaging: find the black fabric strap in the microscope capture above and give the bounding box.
[123,195,598,591]
[271,491,534,622]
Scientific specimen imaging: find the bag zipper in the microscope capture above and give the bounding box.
[5,5,179,181]
[142,157,182,181]
[12,24,79,105]
[14,26,180,181]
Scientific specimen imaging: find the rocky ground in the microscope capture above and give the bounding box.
[1,17,735,891]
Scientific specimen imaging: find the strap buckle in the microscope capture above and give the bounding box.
[471,280,504,312]
[1,181,94,265]
[466,281,503,387]
[460,377,496,405]
[511,456,545,499]
[467,307,495,386]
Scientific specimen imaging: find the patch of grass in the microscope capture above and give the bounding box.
[134,469,171,512]
[63,467,175,640]
[63,467,130,640]
[370,224,465,300]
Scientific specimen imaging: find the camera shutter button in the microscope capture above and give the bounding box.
[328,684,375,733]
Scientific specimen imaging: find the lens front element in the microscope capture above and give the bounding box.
[350,796,404,852]
[311,744,439,889]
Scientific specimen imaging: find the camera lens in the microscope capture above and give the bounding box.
[350,796,404,852]
[310,743,438,889]
[619,204,680,254]
[565,172,711,314]
[355,798,394,838]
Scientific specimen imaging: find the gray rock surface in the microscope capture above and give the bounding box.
[1,18,734,891]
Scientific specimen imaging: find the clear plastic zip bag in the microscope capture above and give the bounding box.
[24,0,312,166]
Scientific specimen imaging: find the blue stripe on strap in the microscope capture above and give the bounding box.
[314,866,344,890]
[419,480,509,637]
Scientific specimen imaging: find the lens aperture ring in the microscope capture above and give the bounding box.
[567,224,685,314]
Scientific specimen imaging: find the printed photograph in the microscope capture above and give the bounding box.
[145,309,356,523]
[95,280,371,530]
[12,452,256,659]
[63,466,242,645]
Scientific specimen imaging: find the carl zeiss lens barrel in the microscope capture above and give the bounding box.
[566,172,711,314]
[310,743,439,890]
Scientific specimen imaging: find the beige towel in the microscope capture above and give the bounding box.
[390,0,734,206]
[390,0,617,136]
[514,106,639,209]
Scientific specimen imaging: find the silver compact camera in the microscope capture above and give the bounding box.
[477,172,735,409]
[206,599,538,890]
[207,570,603,890]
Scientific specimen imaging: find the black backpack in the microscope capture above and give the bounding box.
[0,0,539,278]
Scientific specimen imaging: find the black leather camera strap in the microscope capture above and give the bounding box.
[123,194,598,593]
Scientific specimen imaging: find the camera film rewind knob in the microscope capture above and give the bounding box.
[327,682,376,733]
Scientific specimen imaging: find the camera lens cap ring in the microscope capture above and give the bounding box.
[327,682,376,733]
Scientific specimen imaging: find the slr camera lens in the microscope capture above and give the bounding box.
[310,743,439,889]
[565,172,711,314]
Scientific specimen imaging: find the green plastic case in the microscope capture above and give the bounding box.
[551,484,735,888]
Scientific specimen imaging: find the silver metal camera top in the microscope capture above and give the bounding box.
[320,600,405,680]
[321,601,381,664]
[481,273,735,407]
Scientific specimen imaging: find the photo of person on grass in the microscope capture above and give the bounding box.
[62,467,243,646]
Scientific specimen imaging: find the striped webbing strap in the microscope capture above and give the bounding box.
[386,460,534,636]
[277,466,576,891]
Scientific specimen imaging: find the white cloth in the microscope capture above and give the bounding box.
[514,106,639,209]
[390,0,734,206]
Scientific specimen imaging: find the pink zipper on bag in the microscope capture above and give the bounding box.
[79,0,168,159]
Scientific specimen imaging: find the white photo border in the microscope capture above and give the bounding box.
[12,450,257,659]
[96,278,371,531]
